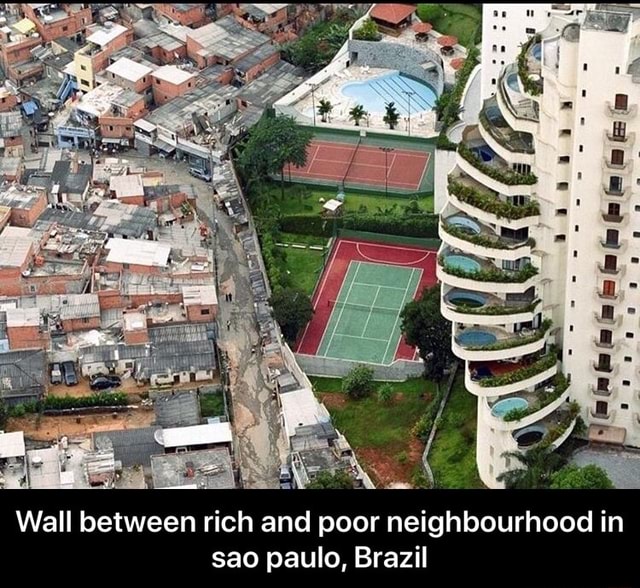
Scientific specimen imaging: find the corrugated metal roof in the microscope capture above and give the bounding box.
[154,390,201,427]
[93,427,162,467]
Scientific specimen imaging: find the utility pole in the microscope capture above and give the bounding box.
[402,90,416,137]
[379,146,394,198]
[309,82,319,127]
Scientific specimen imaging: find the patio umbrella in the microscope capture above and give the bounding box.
[437,35,458,47]
[450,57,466,70]
[412,22,433,34]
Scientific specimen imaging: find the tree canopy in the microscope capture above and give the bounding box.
[352,19,381,41]
[400,284,454,381]
[270,288,314,343]
[383,102,400,130]
[550,464,614,489]
[306,470,355,489]
[497,446,566,489]
[342,364,375,400]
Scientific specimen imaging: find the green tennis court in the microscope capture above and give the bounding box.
[316,261,422,364]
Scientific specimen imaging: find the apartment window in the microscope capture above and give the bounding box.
[569,325,574,332]
[599,330,612,345]
[626,332,634,339]
[595,401,608,416]
[624,357,632,363]
[601,305,614,320]
[609,176,623,193]
[156,79,160,84]
[577,172,582,180]
[597,354,611,371]
[574,225,579,232]
[557,182,569,190]
[597,378,609,391]
[62,25,68,32]
[636,206,640,212]
[580,117,585,125]
[576,199,580,206]
[581,89,586,97]
[570,301,575,308]
[493,25,497,30]
[492,44,497,52]
[608,203,620,217]
[500,45,506,53]
[602,280,616,297]
[571,276,576,283]
[143,77,146,83]
[632,257,639,264]
[558,156,570,163]
[501,27,506,32]
[29,285,37,293]
[554,235,566,242]
[493,10,498,16]
[631,283,639,289]
[188,82,192,88]
[611,149,625,165]
[559,129,571,136]
[568,349,572,355]
[579,145,583,152]
[628,307,636,314]
[605,229,619,246]
[201,308,211,315]
[109,125,114,131]
[80,64,87,71]
[125,362,134,368]
[634,232,640,238]
[561,101,573,109]
[614,93,628,110]
[492,59,496,64]
[615,66,620,74]
[491,78,496,85]
[502,11,506,17]
[621,403,629,409]
[123,263,130,269]
[525,27,535,34]
[556,208,567,216]
[623,381,631,387]
[573,250,577,258]
[613,121,626,138]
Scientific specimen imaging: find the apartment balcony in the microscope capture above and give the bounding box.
[605,101,637,119]
[589,409,616,424]
[597,262,625,277]
[592,312,622,327]
[509,405,577,452]
[478,96,535,161]
[602,157,633,175]
[482,377,570,432]
[437,249,538,295]
[465,353,558,397]
[590,384,617,400]
[497,64,539,134]
[440,214,533,261]
[603,130,635,146]
[591,336,622,352]
[594,287,623,303]
[601,185,631,201]
[590,361,618,376]
[442,289,539,325]
[598,238,627,253]
[453,321,550,362]
[600,212,627,226]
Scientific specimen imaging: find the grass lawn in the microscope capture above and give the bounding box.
[258,183,434,216]
[280,247,325,296]
[309,376,436,486]
[278,233,328,246]
[428,375,484,488]
[417,4,482,47]
[200,392,225,418]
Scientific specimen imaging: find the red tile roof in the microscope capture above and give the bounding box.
[370,3,416,25]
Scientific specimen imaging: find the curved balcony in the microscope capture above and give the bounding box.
[603,129,635,147]
[600,211,628,227]
[605,101,637,119]
[590,384,617,400]
[482,377,570,432]
[591,336,623,352]
[517,35,543,99]
[442,289,539,325]
[589,409,615,424]
[437,250,538,295]
[598,238,627,253]
[590,361,618,376]
[457,127,536,197]
[592,312,622,327]
[496,63,539,135]
[594,287,623,303]
[440,214,533,261]
[465,353,558,397]
[601,185,631,201]
[453,321,550,362]
[597,262,625,277]
[602,158,633,175]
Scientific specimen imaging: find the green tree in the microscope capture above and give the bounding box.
[377,383,393,404]
[237,113,313,200]
[0,398,8,429]
[383,102,400,130]
[317,98,333,123]
[497,446,566,489]
[348,104,368,126]
[352,18,380,41]
[550,464,614,489]
[416,4,445,23]
[342,364,374,400]
[400,284,454,381]
[270,288,314,343]
[306,470,355,489]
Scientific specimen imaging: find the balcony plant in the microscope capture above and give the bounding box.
[460,318,552,352]
[476,348,557,388]
[448,178,539,219]
[449,298,540,316]
[538,401,580,449]
[441,220,535,250]
[438,255,539,283]
[517,34,542,97]
[457,143,538,185]
[502,373,569,421]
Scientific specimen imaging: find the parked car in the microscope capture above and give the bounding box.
[90,375,121,391]
[50,363,63,385]
[279,464,294,489]
[189,167,212,182]
[61,361,78,386]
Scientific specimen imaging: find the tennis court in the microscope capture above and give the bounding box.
[289,139,430,193]
[316,261,422,364]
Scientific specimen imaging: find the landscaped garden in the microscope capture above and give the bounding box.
[416,4,482,47]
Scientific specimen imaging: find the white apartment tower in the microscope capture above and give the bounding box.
[440,5,640,488]
[481,4,592,100]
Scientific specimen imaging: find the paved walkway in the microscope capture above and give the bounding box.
[571,447,640,489]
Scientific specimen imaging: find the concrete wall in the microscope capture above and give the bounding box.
[294,353,424,381]
[434,149,457,215]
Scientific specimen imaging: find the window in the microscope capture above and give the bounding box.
[557,182,569,190]
[606,229,619,245]
[558,155,570,163]
[624,357,632,363]
[599,330,612,345]
[559,129,571,136]
[615,66,620,74]
[109,125,114,131]
[81,317,90,324]
[502,11,506,17]
[602,280,616,297]
[491,78,496,85]
[500,45,506,53]
[201,308,211,315]
[580,117,585,125]
[188,82,192,87]
[525,27,535,34]
[626,332,634,339]
[634,232,640,238]
[604,255,617,271]
[613,121,626,138]
[597,354,611,371]
[556,208,567,215]
[571,276,576,283]
[609,176,623,193]
[29,285,37,293]
[571,300,575,308]
[125,362,134,368]
[632,257,639,264]
[576,199,580,206]
[583,63,588,71]
[579,145,583,152]
[574,225,579,232]
[623,382,631,388]
[493,10,498,16]
[595,401,608,416]
[80,64,87,71]
[492,44,497,52]
[608,203,620,217]
[629,307,636,314]
[493,25,497,30]
[156,78,160,84]
[614,93,628,110]
[569,325,574,332]
[62,25,68,32]
[601,305,614,320]
[632,283,639,289]
[597,378,609,391]
[123,263,130,269]
[577,172,582,180]
[554,235,566,242]
[573,250,577,258]
[581,89,586,97]
[611,149,625,165]
[492,59,496,64]
[621,403,629,409]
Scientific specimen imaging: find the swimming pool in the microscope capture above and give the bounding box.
[532,43,542,60]
[445,255,481,273]
[506,72,520,92]
[341,71,437,116]
[471,145,495,162]
[448,291,487,308]
[514,425,547,448]
[446,216,481,235]
[457,330,498,347]
[492,397,529,418]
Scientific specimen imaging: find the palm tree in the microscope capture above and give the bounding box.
[349,104,368,126]
[317,98,333,123]
[497,445,566,489]
[383,102,400,130]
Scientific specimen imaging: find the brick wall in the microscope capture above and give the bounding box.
[186,303,218,322]
[151,74,195,106]
[8,192,47,227]
[61,316,101,332]
[7,325,49,350]
[154,3,208,27]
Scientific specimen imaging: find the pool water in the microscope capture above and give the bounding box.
[532,44,542,60]
[447,215,481,235]
[492,397,529,418]
[341,71,437,116]
[457,330,498,346]
[445,255,481,273]
[506,72,520,92]
[514,426,547,447]
[471,146,495,162]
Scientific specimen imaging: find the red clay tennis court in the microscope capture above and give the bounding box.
[296,238,437,364]
[288,140,431,191]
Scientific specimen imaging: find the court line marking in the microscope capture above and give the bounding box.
[294,165,423,189]
[356,243,432,265]
[383,267,417,365]
[351,281,408,292]
[322,261,361,356]
[310,140,431,158]
[391,268,424,363]
[328,333,390,344]
[361,286,381,338]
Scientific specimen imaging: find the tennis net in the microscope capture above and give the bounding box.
[327,299,402,315]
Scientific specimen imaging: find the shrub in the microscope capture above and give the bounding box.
[459,319,552,352]
[377,383,394,404]
[43,392,128,410]
[342,365,374,400]
[517,34,542,97]
[396,451,409,464]
[457,143,538,185]
[440,221,535,250]
[477,349,557,388]
[352,18,381,41]
[438,255,539,283]
[448,178,540,219]
[416,4,445,23]
[448,299,540,316]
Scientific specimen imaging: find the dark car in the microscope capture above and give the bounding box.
[90,375,121,391]
[61,361,78,386]
[50,363,63,385]
[279,465,294,489]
